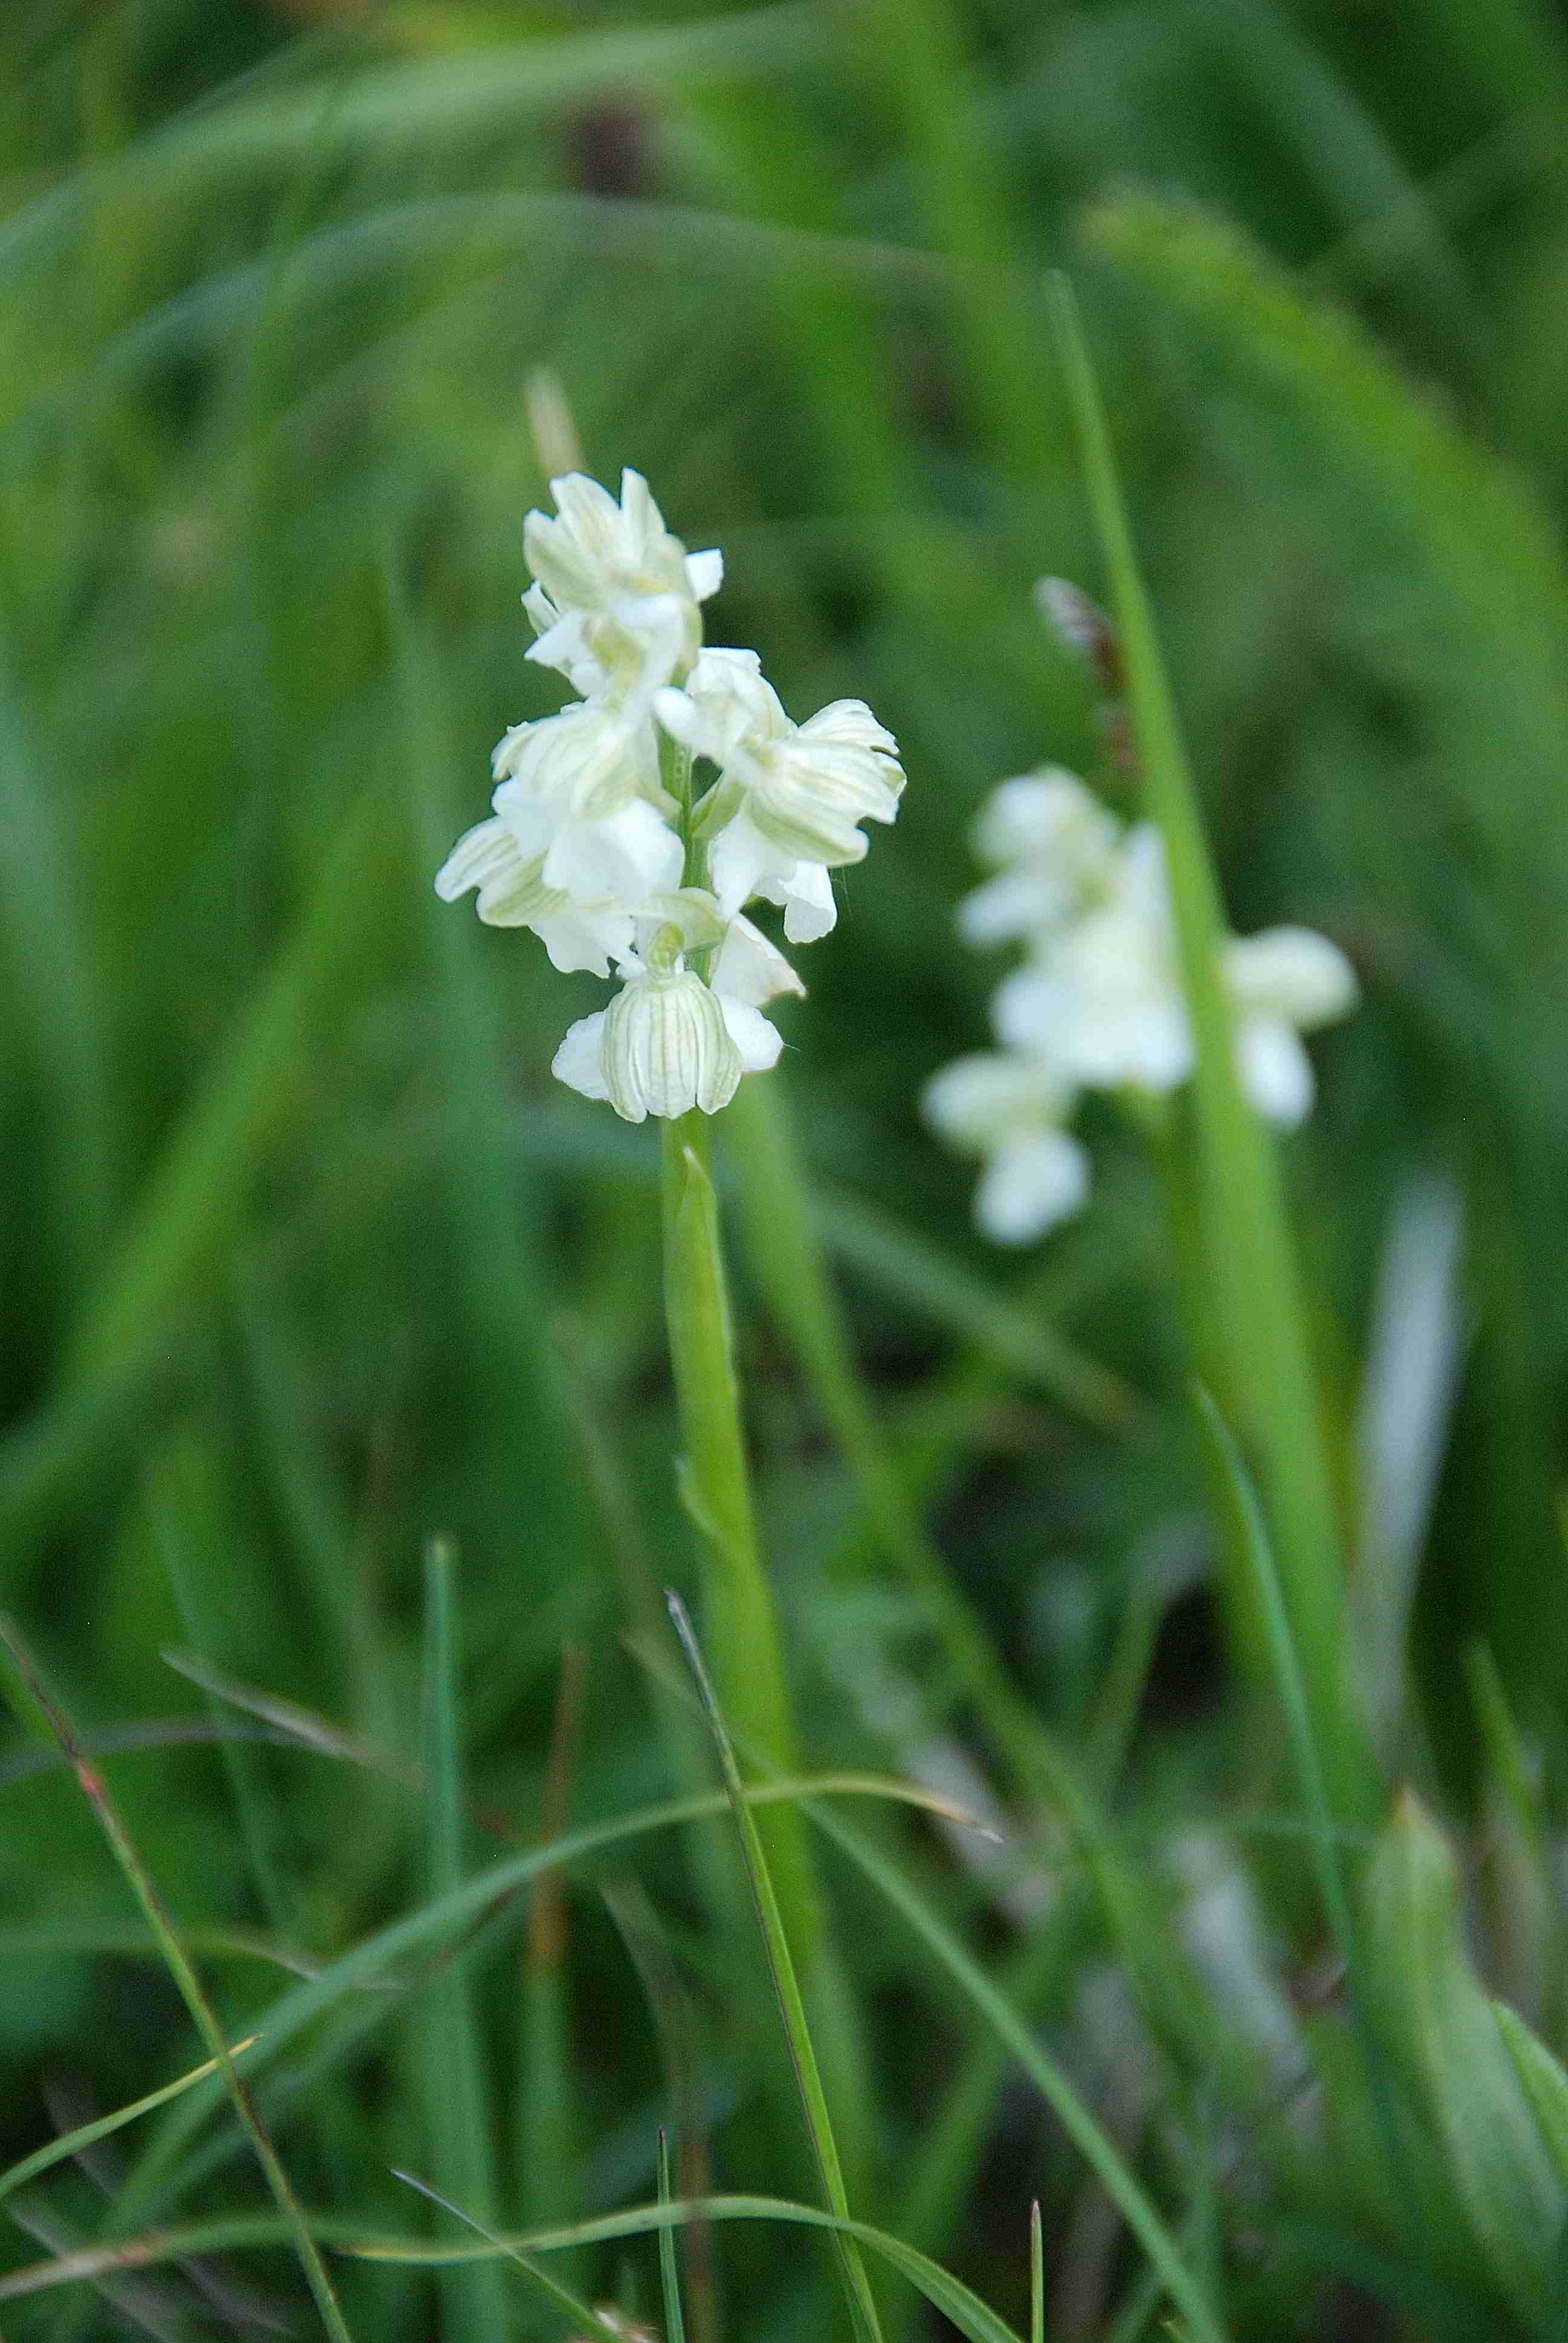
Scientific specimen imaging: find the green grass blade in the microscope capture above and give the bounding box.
[65,782,384,1394]
[1404,0,1568,118]
[1189,1392,1358,1967]
[0,1616,359,2343]
[557,1322,744,1971]
[665,1591,884,2343]
[1495,2004,1568,2187]
[1365,1795,1558,2317]
[0,6,829,299]
[0,1921,317,1975]
[0,2212,307,2307]
[0,1351,168,1572]
[603,1887,716,2343]
[1084,187,1568,1708]
[0,2037,258,2200]
[388,564,586,1560]
[1048,269,1373,1823]
[1194,1387,1427,2255]
[1082,189,1568,888]
[691,94,919,562]
[1181,0,1486,377]
[0,628,114,1303]
[638,1561,1210,2090]
[234,1273,397,1748]
[518,2193,1024,2343]
[724,1073,1203,2064]
[1465,1642,1555,1981]
[513,1648,588,2302]
[0,2191,1032,2343]
[1028,2201,1043,2343]
[657,2131,688,2343]
[0,778,394,1613]
[729,1074,1073,1745]
[802,1795,1232,2343]
[103,1773,950,2228]
[814,1180,1139,1432]
[158,1650,415,1785]
[895,1929,1076,2257]
[504,1098,1142,1430]
[421,1540,511,2342]
[834,0,1060,548]
[1353,1173,1467,1758]
[727,1077,1142,1790]
[148,1428,298,1949]
[395,2169,633,2343]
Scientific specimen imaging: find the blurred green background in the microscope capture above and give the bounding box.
[4,0,1568,2335]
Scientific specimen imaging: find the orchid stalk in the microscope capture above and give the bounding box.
[659,1109,820,1960]
[436,467,905,1974]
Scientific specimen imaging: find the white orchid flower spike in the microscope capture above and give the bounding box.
[436,470,903,1118]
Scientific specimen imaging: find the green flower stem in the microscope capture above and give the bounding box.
[659,1110,820,1973]
[1146,1104,1271,1686]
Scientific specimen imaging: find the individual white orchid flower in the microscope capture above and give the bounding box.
[957,767,1122,949]
[488,703,679,909]
[655,647,776,760]
[490,694,662,810]
[433,816,641,977]
[436,700,681,974]
[922,1052,1089,1244]
[992,825,1193,1093]
[565,962,742,1123]
[521,470,720,709]
[990,826,1357,1122]
[1226,925,1359,1127]
[995,825,1361,1118]
[524,470,720,615]
[655,654,904,934]
[552,901,802,1124]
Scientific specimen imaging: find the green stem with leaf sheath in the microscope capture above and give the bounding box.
[659,1110,821,1971]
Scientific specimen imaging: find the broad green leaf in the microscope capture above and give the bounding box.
[1365,1793,1560,2319]
[1495,2002,1568,2191]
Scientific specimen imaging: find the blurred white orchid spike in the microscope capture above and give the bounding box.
[927,609,1359,1239]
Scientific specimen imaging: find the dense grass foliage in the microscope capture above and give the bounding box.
[4,1,1568,2336]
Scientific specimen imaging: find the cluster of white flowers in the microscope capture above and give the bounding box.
[436,471,904,1121]
[925,765,1359,1244]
